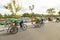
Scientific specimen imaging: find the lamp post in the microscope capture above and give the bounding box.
[29,5,34,24]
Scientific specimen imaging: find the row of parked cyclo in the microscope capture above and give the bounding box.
[48,17,60,22]
[0,18,44,34]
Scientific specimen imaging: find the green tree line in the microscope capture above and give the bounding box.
[0,13,20,18]
[0,12,60,19]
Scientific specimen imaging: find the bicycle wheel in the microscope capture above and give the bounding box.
[10,27,18,34]
[22,24,27,31]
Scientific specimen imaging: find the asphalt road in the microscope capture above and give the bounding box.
[0,22,60,40]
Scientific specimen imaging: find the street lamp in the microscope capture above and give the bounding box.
[29,5,34,13]
[29,5,34,24]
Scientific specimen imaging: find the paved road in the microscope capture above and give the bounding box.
[0,22,60,40]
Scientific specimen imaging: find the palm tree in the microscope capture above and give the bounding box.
[47,8,55,15]
[4,0,21,15]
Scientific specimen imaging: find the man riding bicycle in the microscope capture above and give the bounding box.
[19,16,25,28]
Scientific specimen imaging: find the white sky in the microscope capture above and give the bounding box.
[0,0,60,15]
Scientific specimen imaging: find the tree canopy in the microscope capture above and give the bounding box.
[58,11,60,16]
[47,8,55,15]
[4,0,21,14]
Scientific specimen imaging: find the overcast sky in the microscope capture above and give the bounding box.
[0,0,60,15]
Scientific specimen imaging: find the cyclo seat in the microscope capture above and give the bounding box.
[35,20,40,24]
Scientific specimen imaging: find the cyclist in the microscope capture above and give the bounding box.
[19,16,25,28]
